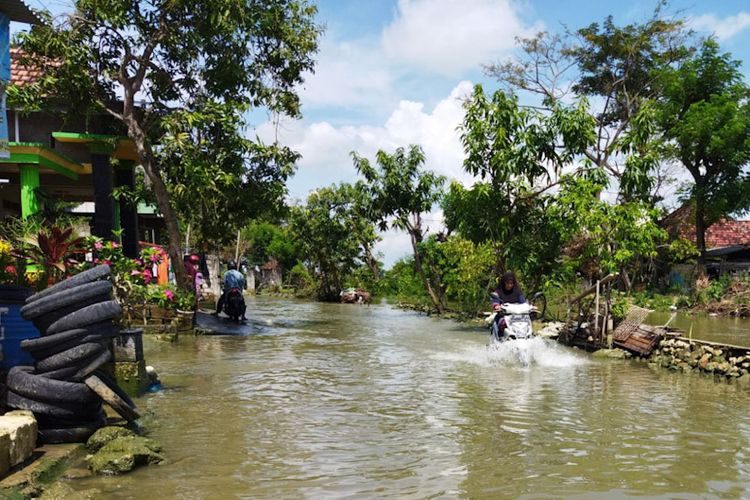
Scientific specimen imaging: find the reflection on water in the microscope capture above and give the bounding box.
[69,297,750,498]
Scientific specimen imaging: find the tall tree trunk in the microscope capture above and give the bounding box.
[408,227,445,314]
[695,185,707,265]
[363,244,380,281]
[125,120,188,290]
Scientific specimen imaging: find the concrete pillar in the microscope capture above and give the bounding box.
[112,328,148,396]
[114,161,140,258]
[91,151,115,238]
[19,165,39,218]
[207,255,221,297]
[247,268,255,294]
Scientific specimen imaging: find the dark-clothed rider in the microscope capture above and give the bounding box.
[491,272,526,337]
[213,259,246,316]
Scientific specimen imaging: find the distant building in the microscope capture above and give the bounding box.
[0,44,164,256]
[260,259,282,288]
[663,204,750,275]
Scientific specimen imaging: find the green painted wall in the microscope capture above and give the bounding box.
[19,165,39,218]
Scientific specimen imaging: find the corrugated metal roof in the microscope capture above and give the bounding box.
[0,0,43,25]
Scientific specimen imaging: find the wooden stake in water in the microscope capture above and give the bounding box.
[689,324,693,344]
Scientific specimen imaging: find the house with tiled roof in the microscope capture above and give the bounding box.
[0,34,172,257]
[663,204,750,274]
[9,47,46,86]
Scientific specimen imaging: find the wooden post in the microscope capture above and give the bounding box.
[234,230,241,263]
[594,279,600,338]
[185,223,191,256]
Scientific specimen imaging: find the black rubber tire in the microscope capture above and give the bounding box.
[21,322,115,354]
[85,372,141,422]
[29,291,114,335]
[6,390,102,419]
[46,301,122,335]
[25,265,111,304]
[69,349,112,382]
[35,342,107,373]
[37,365,81,380]
[6,366,97,404]
[37,423,104,444]
[36,411,107,444]
[29,330,116,361]
[36,409,107,429]
[21,281,112,320]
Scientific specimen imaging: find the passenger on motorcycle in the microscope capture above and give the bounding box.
[491,272,526,339]
[213,259,246,317]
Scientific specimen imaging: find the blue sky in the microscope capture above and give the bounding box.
[18,0,750,265]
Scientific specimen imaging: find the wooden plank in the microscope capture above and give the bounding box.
[568,273,620,306]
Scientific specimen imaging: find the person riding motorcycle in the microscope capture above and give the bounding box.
[213,259,246,318]
[491,271,527,339]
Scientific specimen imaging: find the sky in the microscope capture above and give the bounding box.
[19,0,750,266]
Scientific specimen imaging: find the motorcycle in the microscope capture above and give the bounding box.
[223,287,246,324]
[487,292,541,342]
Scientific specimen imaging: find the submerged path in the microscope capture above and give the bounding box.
[70,297,750,498]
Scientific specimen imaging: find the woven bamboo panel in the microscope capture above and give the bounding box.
[612,305,652,342]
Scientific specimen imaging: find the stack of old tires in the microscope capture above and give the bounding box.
[4,265,141,444]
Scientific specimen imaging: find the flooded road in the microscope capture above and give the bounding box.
[646,310,750,346]
[71,298,750,498]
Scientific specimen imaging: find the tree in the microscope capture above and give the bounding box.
[652,39,750,261]
[12,1,320,288]
[485,6,691,201]
[447,85,595,283]
[548,177,668,288]
[242,220,301,273]
[290,183,379,301]
[159,102,297,248]
[352,146,447,313]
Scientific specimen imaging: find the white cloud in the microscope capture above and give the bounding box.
[298,38,395,110]
[255,82,472,265]
[381,0,539,75]
[256,80,476,199]
[690,12,750,41]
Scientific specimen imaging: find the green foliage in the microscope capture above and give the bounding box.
[290,183,379,301]
[666,238,700,264]
[570,10,690,127]
[160,102,299,246]
[12,0,321,286]
[437,236,496,312]
[610,295,630,321]
[353,145,447,311]
[379,258,430,304]
[243,220,302,272]
[485,7,691,201]
[549,177,668,280]
[652,39,750,255]
[287,262,314,296]
[630,291,674,312]
[450,84,595,284]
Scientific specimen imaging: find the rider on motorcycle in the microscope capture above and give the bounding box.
[491,271,526,339]
[213,259,246,317]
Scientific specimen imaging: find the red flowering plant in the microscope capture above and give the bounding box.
[81,238,194,325]
[81,238,180,324]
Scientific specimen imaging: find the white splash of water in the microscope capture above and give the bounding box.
[434,337,587,368]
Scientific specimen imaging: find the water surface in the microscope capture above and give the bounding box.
[646,310,750,346]
[70,298,750,498]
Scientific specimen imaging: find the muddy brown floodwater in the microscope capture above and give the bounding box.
[68,297,750,498]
